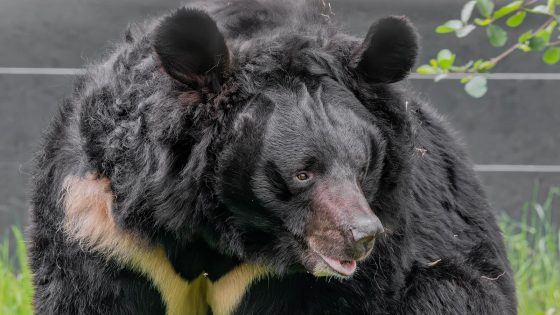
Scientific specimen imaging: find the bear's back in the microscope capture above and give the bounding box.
[197,0,332,40]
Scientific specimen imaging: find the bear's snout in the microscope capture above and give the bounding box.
[305,180,383,276]
[349,214,384,259]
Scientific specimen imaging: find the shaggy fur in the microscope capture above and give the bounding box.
[29,0,516,314]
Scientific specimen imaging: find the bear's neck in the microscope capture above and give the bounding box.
[165,236,242,282]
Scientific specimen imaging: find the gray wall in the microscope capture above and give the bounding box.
[1,0,559,234]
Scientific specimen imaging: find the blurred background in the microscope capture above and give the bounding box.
[2,0,558,234]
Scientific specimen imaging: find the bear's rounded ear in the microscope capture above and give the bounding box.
[154,8,229,91]
[353,16,418,84]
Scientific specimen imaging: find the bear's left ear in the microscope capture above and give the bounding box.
[353,16,418,84]
[154,8,229,91]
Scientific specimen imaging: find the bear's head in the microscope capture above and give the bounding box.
[153,8,418,278]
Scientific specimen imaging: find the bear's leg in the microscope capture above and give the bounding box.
[30,229,166,315]
[30,173,173,314]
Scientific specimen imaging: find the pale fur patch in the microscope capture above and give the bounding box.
[207,264,269,315]
[62,173,267,315]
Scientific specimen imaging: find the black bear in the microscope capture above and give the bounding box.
[29,0,516,314]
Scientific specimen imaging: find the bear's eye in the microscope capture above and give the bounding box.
[296,172,311,181]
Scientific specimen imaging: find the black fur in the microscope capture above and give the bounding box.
[29,0,516,314]
[354,16,418,83]
[154,8,229,90]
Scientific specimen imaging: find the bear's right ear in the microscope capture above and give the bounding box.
[352,16,418,84]
[154,8,229,91]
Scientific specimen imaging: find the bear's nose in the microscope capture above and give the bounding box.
[350,216,384,259]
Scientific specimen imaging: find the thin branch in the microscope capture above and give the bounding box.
[491,0,541,23]
[535,17,555,33]
[524,0,540,7]
[488,17,556,66]
[490,43,521,64]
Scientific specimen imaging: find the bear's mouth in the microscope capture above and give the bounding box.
[316,253,357,277]
[304,246,359,278]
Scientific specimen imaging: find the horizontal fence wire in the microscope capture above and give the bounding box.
[0,67,86,75]
[473,165,560,173]
[1,68,560,80]
[408,73,560,80]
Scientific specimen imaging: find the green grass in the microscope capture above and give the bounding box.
[0,227,33,315]
[500,186,560,315]
[0,188,558,314]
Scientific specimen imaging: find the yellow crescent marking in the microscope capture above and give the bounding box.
[207,264,269,315]
[62,174,268,315]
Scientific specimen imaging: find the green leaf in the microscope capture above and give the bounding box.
[478,61,496,71]
[548,0,556,14]
[437,49,456,69]
[435,26,455,33]
[456,24,477,38]
[416,65,439,74]
[463,60,475,69]
[430,59,439,67]
[543,47,560,64]
[546,20,558,32]
[472,59,485,70]
[451,60,474,72]
[487,24,508,47]
[462,1,477,23]
[528,37,547,51]
[436,20,464,33]
[518,30,533,43]
[493,1,523,20]
[506,11,526,27]
[472,60,496,72]
[474,18,493,26]
[538,21,559,43]
[518,44,532,52]
[535,29,552,44]
[465,76,488,98]
[435,26,456,33]
[529,5,550,14]
[476,0,495,18]
[461,76,473,84]
[437,49,453,61]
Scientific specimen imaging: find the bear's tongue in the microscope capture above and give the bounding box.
[318,254,357,276]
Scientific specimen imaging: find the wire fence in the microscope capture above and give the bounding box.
[2,68,560,80]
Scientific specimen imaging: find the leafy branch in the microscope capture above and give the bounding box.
[417,0,560,98]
